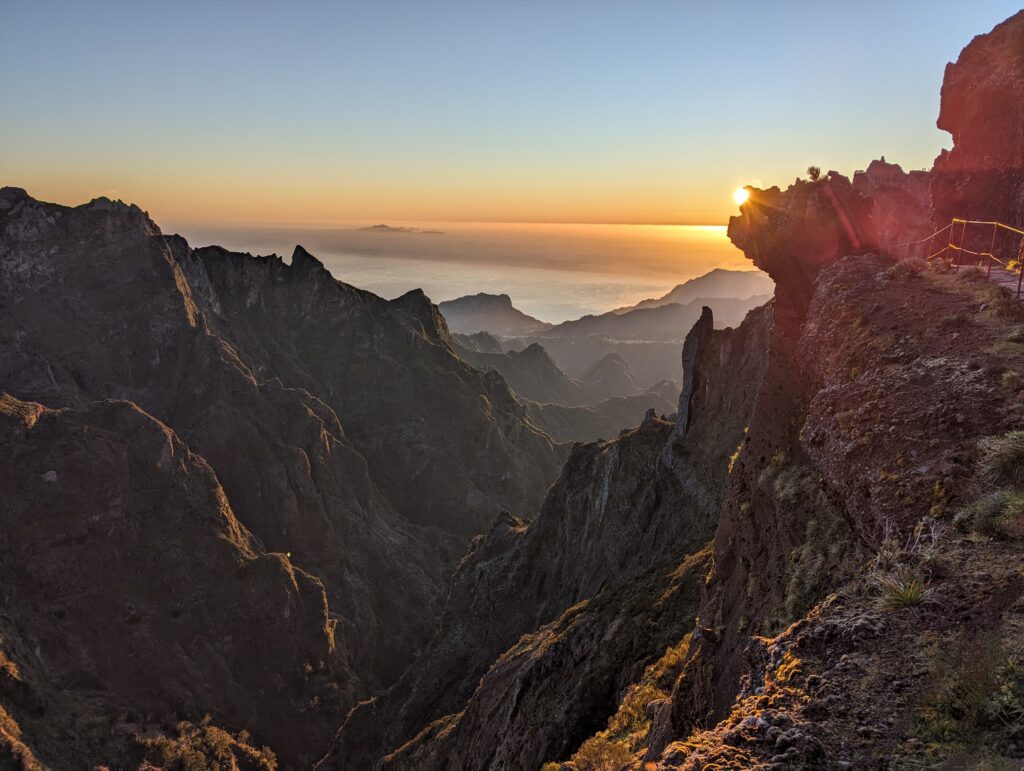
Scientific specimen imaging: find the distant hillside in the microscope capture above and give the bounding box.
[546,294,771,342]
[580,352,639,401]
[522,381,679,443]
[439,293,551,336]
[454,342,591,406]
[451,331,504,353]
[613,268,773,313]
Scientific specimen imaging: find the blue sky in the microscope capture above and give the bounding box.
[1,1,1020,224]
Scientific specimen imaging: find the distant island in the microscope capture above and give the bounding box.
[358,224,445,235]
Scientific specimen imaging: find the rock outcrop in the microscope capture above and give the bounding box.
[932,10,1024,228]
[0,393,339,766]
[852,158,934,253]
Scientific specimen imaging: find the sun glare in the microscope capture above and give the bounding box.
[733,187,750,206]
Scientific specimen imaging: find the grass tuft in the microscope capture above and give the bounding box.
[978,431,1024,488]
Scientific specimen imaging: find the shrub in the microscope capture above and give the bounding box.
[984,284,1024,320]
[140,718,276,771]
[1001,370,1023,392]
[986,653,1024,740]
[807,166,822,181]
[886,258,927,280]
[955,490,1024,539]
[938,311,972,331]
[978,431,1024,488]
[571,735,634,771]
[871,565,934,611]
[958,266,987,282]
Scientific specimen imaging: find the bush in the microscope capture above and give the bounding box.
[571,735,633,771]
[978,431,1024,488]
[958,266,987,282]
[886,258,927,280]
[955,490,1024,540]
[986,653,1024,741]
[1001,370,1023,392]
[938,311,972,331]
[871,565,934,611]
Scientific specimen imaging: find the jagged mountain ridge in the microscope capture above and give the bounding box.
[0,188,563,766]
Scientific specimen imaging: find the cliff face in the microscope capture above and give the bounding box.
[0,393,338,766]
[852,158,934,253]
[932,10,1024,228]
[177,244,561,537]
[627,12,1024,767]
[319,303,772,769]
[0,189,560,766]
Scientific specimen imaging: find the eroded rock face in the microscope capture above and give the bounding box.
[932,10,1024,228]
[852,158,934,254]
[0,190,561,764]
[319,304,772,770]
[0,393,338,766]
[728,176,877,334]
[651,16,1024,760]
[176,243,562,538]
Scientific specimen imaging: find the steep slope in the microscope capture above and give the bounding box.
[318,302,771,769]
[454,341,592,406]
[0,393,339,767]
[178,243,562,537]
[438,292,551,336]
[0,189,561,764]
[613,268,774,314]
[451,330,505,353]
[563,19,1024,766]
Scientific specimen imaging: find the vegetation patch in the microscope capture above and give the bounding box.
[137,717,276,771]
[913,633,1024,760]
[955,432,1024,541]
[758,456,854,623]
[541,634,692,771]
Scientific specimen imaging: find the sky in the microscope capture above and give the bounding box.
[1,1,1021,227]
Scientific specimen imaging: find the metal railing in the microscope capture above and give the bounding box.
[886,218,1024,297]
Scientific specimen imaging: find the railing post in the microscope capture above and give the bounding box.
[1017,235,1024,298]
[988,222,997,277]
[952,220,957,272]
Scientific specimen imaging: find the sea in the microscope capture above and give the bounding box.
[172,220,750,324]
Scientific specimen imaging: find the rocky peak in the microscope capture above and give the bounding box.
[390,287,455,349]
[852,158,933,251]
[290,243,325,273]
[727,174,877,334]
[932,10,1024,226]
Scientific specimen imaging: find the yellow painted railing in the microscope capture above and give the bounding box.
[898,218,1024,297]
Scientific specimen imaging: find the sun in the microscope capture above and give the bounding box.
[733,187,750,206]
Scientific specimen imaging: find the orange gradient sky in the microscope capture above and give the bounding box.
[2,2,1021,227]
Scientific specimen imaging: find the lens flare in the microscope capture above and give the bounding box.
[733,187,750,206]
